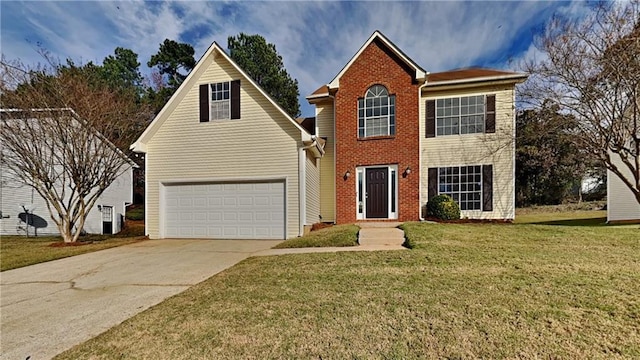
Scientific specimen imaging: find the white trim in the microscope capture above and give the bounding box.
[425,73,528,87]
[418,81,428,220]
[511,88,517,220]
[355,165,398,220]
[144,155,149,236]
[208,81,231,121]
[306,91,330,101]
[131,42,312,153]
[328,31,426,89]
[100,205,114,235]
[330,93,337,223]
[160,175,288,184]
[298,147,306,236]
[358,86,395,138]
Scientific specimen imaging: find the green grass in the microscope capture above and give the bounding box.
[273,224,359,249]
[1,235,145,271]
[57,211,640,359]
[515,209,608,226]
[125,206,145,221]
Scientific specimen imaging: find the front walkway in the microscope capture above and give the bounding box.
[255,222,406,256]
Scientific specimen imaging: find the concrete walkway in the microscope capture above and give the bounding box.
[357,222,406,247]
[256,222,407,256]
[0,239,280,360]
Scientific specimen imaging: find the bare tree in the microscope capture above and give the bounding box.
[0,59,152,242]
[520,1,640,205]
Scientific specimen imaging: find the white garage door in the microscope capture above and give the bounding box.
[164,181,285,239]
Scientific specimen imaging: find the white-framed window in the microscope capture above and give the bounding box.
[436,95,484,136]
[210,82,230,120]
[355,165,398,220]
[438,165,482,210]
[358,85,396,138]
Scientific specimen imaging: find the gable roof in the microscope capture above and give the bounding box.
[306,85,330,101]
[327,30,427,90]
[131,42,312,153]
[1,108,137,168]
[425,68,528,87]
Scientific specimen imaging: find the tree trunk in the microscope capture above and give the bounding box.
[59,219,75,243]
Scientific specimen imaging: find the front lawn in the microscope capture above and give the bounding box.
[515,209,607,226]
[273,224,359,249]
[1,235,145,271]
[57,214,639,359]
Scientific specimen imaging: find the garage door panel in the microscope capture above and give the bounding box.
[164,181,285,239]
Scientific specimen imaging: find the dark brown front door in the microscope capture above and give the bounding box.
[366,167,388,218]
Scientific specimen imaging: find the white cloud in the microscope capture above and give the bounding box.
[1,0,594,116]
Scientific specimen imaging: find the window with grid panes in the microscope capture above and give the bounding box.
[436,95,485,136]
[358,85,395,137]
[210,82,230,120]
[438,165,482,210]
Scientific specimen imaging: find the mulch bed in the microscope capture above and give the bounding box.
[311,222,334,231]
[49,241,94,247]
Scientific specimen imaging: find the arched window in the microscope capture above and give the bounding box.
[358,85,395,137]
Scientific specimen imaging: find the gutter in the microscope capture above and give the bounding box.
[424,73,528,88]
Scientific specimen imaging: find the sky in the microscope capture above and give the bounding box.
[1,1,592,117]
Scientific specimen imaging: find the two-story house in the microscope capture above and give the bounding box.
[308,31,527,224]
[133,31,526,240]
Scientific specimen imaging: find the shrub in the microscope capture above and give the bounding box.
[426,195,460,220]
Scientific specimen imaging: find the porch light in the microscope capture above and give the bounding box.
[404,166,411,176]
[344,170,351,180]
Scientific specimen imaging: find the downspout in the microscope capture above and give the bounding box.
[144,153,149,236]
[418,78,429,220]
[299,136,319,236]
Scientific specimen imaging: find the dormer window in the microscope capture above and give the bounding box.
[358,85,395,138]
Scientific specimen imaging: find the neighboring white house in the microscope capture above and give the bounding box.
[0,109,135,236]
[607,152,640,223]
[130,42,323,240]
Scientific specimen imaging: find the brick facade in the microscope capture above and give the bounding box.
[334,39,420,223]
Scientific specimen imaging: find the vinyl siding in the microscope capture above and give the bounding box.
[0,165,132,236]
[420,84,516,219]
[145,51,302,239]
[607,153,640,222]
[305,152,320,225]
[315,101,336,222]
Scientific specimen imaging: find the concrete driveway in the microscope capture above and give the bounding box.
[0,239,281,360]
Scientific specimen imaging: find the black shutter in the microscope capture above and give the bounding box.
[199,84,209,123]
[485,95,495,133]
[231,80,241,119]
[482,164,493,211]
[426,100,436,138]
[428,167,438,200]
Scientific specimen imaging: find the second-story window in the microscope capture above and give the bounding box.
[436,95,485,136]
[358,85,395,138]
[210,82,230,120]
